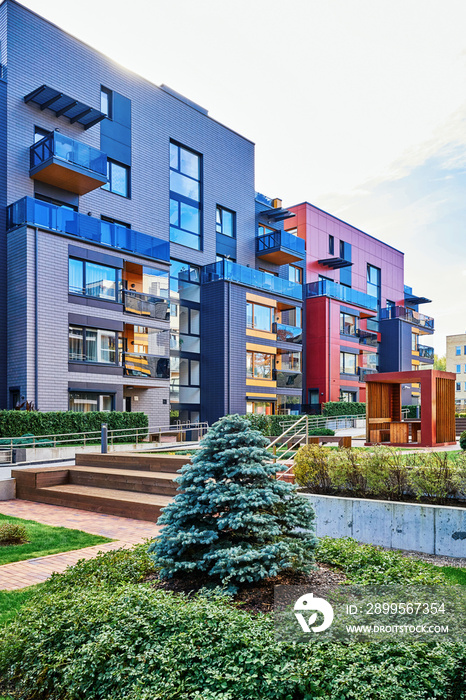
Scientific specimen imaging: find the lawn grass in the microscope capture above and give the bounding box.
[0,585,41,626]
[440,565,466,586]
[0,513,113,565]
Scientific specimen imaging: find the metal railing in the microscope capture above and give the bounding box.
[256,230,305,258]
[0,421,209,452]
[305,280,378,311]
[123,290,170,320]
[201,259,302,300]
[30,132,107,176]
[380,306,434,330]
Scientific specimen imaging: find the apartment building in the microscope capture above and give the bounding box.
[0,0,303,425]
[446,334,466,408]
[284,202,434,411]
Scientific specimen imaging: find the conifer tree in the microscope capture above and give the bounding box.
[150,414,317,587]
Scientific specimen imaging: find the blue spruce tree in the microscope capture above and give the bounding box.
[150,414,317,587]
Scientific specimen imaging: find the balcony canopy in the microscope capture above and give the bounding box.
[318,256,353,270]
[24,85,106,130]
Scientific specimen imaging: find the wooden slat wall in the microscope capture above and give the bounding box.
[390,384,402,421]
[366,383,391,441]
[436,377,455,443]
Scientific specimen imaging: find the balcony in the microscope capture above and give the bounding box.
[305,280,378,311]
[273,370,302,389]
[201,259,302,300]
[7,197,170,262]
[30,133,107,195]
[358,329,378,347]
[380,306,434,331]
[123,353,170,379]
[418,344,435,360]
[358,367,378,382]
[256,230,305,264]
[273,322,302,344]
[124,290,169,321]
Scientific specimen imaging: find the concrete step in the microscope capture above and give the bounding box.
[69,466,178,496]
[35,483,172,522]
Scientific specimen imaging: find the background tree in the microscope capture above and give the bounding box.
[434,354,446,371]
[150,414,317,588]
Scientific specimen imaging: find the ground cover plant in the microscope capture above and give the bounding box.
[294,444,466,504]
[0,513,112,565]
[0,539,465,699]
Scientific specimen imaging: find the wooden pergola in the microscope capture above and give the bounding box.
[365,370,456,447]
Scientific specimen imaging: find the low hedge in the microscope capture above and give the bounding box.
[322,402,366,416]
[240,414,332,437]
[0,410,148,444]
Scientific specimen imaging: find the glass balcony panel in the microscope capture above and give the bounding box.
[123,353,170,379]
[418,344,435,359]
[305,279,377,311]
[380,306,434,330]
[123,291,169,321]
[30,132,107,176]
[256,229,305,264]
[201,260,302,300]
[273,322,302,344]
[7,197,170,262]
[179,387,201,403]
[274,370,302,389]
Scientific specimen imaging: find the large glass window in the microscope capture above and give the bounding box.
[69,326,117,364]
[69,258,117,300]
[340,312,358,336]
[456,346,461,356]
[246,302,273,332]
[247,351,274,379]
[170,142,202,250]
[367,264,381,302]
[340,351,357,375]
[277,351,301,372]
[102,159,129,197]
[412,333,418,352]
[169,259,200,303]
[69,392,114,412]
[246,401,273,415]
[216,206,235,237]
[100,87,112,118]
[288,265,302,284]
[340,391,357,402]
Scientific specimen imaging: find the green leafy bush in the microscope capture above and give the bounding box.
[322,401,366,416]
[308,427,335,436]
[316,537,447,584]
[0,522,28,545]
[1,584,465,700]
[402,404,419,419]
[0,410,147,444]
[408,452,462,504]
[240,414,334,437]
[460,429,466,451]
[151,414,317,587]
[293,444,334,493]
[328,449,368,496]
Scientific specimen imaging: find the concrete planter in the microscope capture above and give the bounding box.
[301,492,466,558]
[0,479,16,500]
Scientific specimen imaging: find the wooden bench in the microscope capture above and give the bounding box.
[149,430,186,443]
[308,435,352,448]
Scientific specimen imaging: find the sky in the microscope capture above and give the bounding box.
[17,0,466,355]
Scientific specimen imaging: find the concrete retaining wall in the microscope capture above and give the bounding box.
[302,493,466,558]
[0,479,15,500]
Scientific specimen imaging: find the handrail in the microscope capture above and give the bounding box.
[0,421,209,450]
[268,414,309,450]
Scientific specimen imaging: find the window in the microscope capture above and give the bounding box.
[287,227,298,236]
[288,265,303,284]
[246,401,273,415]
[340,312,358,336]
[367,264,381,302]
[457,383,461,392]
[216,254,236,263]
[69,391,114,412]
[246,302,273,332]
[34,126,51,143]
[69,326,117,364]
[102,159,130,197]
[456,346,461,356]
[169,259,200,303]
[340,351,357,375]
[246,351,274,379]
[457,365,461,374]
[69,258,117,300]
[258,224,276,237]
[35,193,78,211]
[412,333,418,352]
[386,300,395,308]
[340,391,357,402]
[277,351,301,372]
[258,267,278,277]
[170,142,202,250]
[464,365,466,373]
[100,87,112,118]
[329,235,334,255]
[464,346,466,355]
[216,206,235,237]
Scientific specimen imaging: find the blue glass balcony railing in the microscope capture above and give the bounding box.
[418,344,435,360]
[305,280,378,311]
[273,322,302,344]
[30,132,107,177]
[201,259,302,300]
[6,197,170,262]
[256,230,305,260]
[380,306,434,331]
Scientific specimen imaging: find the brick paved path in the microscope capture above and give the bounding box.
[0,500,160,590]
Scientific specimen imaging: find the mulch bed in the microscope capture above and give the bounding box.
[147,563,346,613]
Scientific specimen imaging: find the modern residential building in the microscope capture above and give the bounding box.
[284,202,434,411]
[446,333,466,409]
[0,0,303,425]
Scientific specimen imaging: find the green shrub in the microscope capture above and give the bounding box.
[308,427,335,436]
[293,444,334,492]
[0,410,148,444]
[322,401,366,416]
[316,537,447,584]
[0,522,28,545]
[460,429,466,451]
[151,415,317,587]
[1,584,465,700]
[328,449,368,496]
[408,452,461,504]
[240,414,332,437]
[402,404,419,419]
[364,445,411,500]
